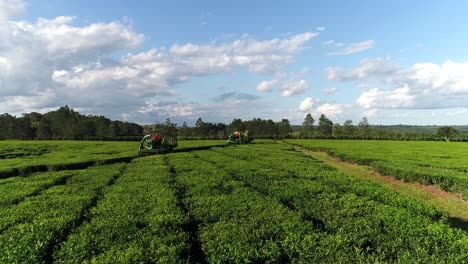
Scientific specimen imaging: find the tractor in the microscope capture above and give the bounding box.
[226,131,253,144]
[138,131,177,156]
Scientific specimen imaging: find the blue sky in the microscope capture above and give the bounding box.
[1,0,468,125]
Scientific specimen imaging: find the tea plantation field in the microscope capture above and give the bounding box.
[0,140,225,179]
[0,140,467,263]
[285,139,468,199]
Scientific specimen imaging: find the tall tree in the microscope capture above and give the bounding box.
[93,116,111,139]
[358,117,370,138]
[195,117,204,128]
[266,119,278,139]
[342,120,355,137]
[195,117,208,137]
[227,118,245,133]
[277,119,292,138]
[0,113,17,139]
[317,114,333,137]
[437,126,459,142]
[332,123,343,138]
[153,118,177,138]
[36,117,52,139]
[302,113,314,129]
[302,113,314,137]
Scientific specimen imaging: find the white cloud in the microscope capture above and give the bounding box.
[0,89,57,113]
[281,80,309,97]
[0,16,145,99]
[168,32,317,74]
[0,0,24,21]
[363,109,378,118]
[49,31,317,98]
[409,60,468,95]
[0,7,317,121]
[256,79,277,92]
[132,97,279,125]
[242,32,318,55]
[331,58,468,109]
[8,16,144,58]
[316,26,326,31]
[298,97,316,112]
[326,40,374,55]
[357,85,415,109]
[326,57,398,81]
[139,101,198,117]
[316,103,344,118]
[323,87,337,95]
[297,99,351,121]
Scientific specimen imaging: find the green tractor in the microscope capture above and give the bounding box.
[227,131,253,144]
[138,132,177,157]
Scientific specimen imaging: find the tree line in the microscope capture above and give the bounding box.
[299,113,466,142]
[0,107,466,141]
[170,117,294,140]
[0,106,142,140]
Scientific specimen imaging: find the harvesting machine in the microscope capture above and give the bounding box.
[138,132,177,156]
[227,131,253,144]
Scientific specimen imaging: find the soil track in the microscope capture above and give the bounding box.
[295,147,468,231]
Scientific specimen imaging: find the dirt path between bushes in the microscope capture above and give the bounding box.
[295,147,468,231]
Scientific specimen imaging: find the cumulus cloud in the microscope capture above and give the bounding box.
[0,7,317,120]
[409,61,468,95]
[168,32,317,74]
[138,101,198,117]
[296,98,358,122]
[357,85,415,109]
[59,31,315,98]
[0,16,145,99]
[32,16,144,55]
[256,79,277,92]
[135,97,276,125]
[0,89,57,113]
[324,40,374,55]
[0,0,24,21]
[297,97,316,112]
[330,58,468,109]
[326,57,399,82]
[316,103,344,118]
[281,80,309,97]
